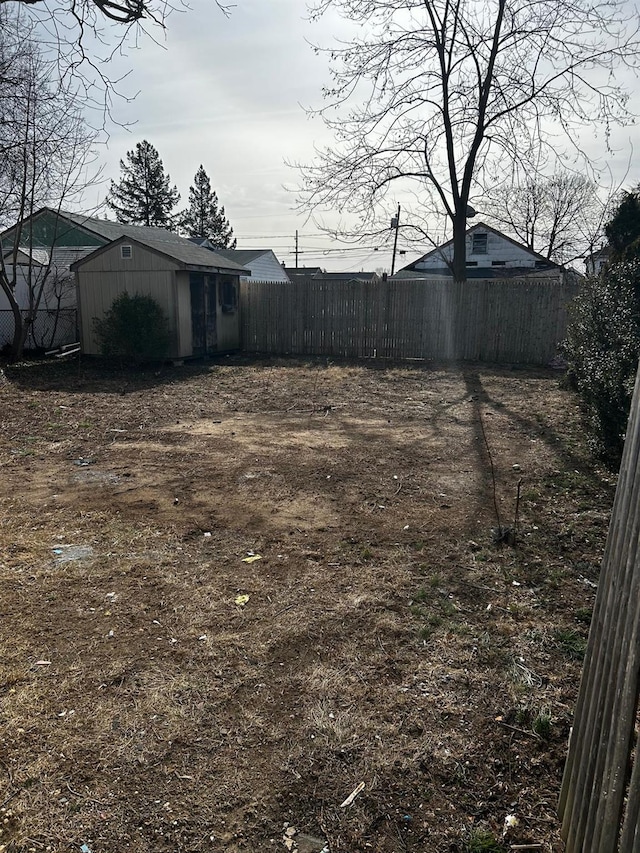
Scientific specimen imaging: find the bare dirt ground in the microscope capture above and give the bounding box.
[0,356,614,853]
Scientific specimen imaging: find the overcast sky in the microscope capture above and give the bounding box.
[84,0,639,272]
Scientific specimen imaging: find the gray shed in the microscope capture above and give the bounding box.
[72,234,248,359]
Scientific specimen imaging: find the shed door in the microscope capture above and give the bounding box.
[190,273,206,356]
[190,273,218,356]
[205,275,217,352]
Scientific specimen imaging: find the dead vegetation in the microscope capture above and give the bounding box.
[0,356,613,852]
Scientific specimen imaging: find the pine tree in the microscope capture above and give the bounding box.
[606,190,640,264]
[180,166,236,248]
[106,140,180,228]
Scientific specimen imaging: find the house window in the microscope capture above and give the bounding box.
[121,245,132,259]
[472,232,488,254]
[534,260,548,269]
[219,277,237,313]
[492,260,506,266]
[466,260,478,266]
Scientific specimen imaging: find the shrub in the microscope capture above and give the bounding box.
[563,263,640,468]
[93,292,171,365]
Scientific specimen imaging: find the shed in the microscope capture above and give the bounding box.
[72,234,247,359]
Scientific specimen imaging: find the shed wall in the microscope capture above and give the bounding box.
[77,269,178,356]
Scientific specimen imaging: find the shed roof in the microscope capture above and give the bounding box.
[71,235,247,273]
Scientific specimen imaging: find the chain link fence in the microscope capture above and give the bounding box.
[0,309,78,353]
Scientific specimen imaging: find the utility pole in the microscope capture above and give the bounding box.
[390,204,401,276]
[295,230,299,267]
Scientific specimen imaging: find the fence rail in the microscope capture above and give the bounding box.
[0,308,77,352]
[240,276,579,364]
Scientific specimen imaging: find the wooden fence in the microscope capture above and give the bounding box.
[559,364,640,851]
[240,276,580,364]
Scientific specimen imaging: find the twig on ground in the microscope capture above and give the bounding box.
[495,720,541,741]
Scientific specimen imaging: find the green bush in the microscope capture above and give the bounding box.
[93,292,171,365]
[563,264,640,468]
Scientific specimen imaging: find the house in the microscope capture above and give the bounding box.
[0,207,224,350]
[208,248,291,283]
[284,266,323,281]
[394,222,568,279]
[71,234,247,359]
[283,267,381,283]
[314,271,381,282]
[585,245,610,275]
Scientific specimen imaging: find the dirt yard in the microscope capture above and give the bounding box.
[0,356,614,853]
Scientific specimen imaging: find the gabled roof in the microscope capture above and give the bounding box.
[0,206,199,249]
[44,208,190,246]
[399,221,564,273]
[214,249,273,265]
[71,234,247,274]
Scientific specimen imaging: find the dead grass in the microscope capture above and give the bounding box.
[0,355,613,852]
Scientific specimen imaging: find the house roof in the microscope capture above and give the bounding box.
[284,267,323,279]
[71,234,247,274]
[4,245,97,270]
[47,209,192,246]
[0,206,204,250]
[214,249,273,265]
[317,271,380,281]
[399,221,565,273]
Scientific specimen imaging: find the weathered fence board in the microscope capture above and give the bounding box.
[559,364,640,851]
[240,277,578,364]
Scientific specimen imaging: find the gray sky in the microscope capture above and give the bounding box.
[87,0,639,272]
[90,0,380,271]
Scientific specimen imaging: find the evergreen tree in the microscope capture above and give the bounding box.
[606,189,640,264]
[106,140,180,228]
[180,165,236,247]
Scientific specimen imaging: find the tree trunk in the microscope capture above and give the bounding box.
[451,212,467,282]
[8,295,25,362]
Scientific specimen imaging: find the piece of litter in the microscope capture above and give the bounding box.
[512,580,521,587]
[503,814,519,836]
[35,660,51,666]
[80,845,92,853]
[203,532,212,538]
[403,524,410,530]
[340,781,365,808]
[235,594,250,606]
[242,554,262,563]
[198,635,207,641]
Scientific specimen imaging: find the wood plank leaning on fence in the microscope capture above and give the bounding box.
[559,364,640,851]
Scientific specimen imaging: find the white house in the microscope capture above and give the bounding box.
[212,249,291,283]
[189,244,291,283]
[395,222,567,279]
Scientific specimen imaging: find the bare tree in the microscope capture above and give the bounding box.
[0,13,97,360]
[483,172,613,265]
[0,0,232,116]
[299,0,640,281]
